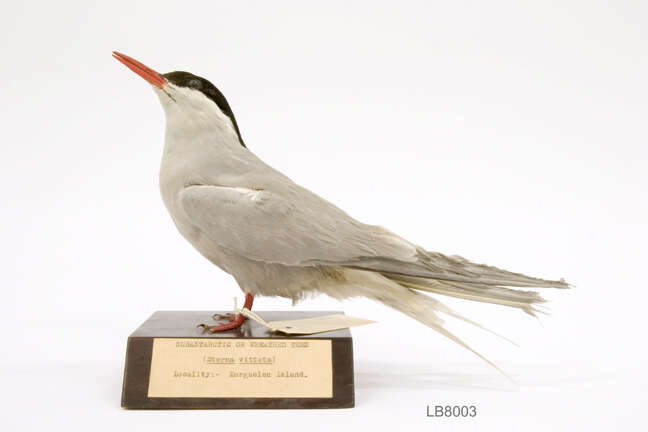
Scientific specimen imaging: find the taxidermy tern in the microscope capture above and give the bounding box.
[113,51,569,372]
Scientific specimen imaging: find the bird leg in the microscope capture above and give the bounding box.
[199,293,254,332]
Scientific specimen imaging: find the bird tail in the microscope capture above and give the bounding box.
[383,273,549,317]
[321,265,569,376]
[321,269,517,376]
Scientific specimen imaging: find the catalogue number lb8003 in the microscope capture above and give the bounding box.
[426,405,477,417]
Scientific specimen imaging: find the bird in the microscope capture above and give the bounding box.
[113,51,569,372]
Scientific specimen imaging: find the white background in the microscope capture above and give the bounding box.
[2,1,646,430]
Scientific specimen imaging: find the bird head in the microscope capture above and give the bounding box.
[112,51,245,147]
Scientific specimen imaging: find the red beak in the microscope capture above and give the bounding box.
[112,51,167,88]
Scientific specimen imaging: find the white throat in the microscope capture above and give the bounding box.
[154,84,242,156]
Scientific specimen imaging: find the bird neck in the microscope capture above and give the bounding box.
[162,105,243,158]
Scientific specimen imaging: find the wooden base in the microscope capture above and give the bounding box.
[121,311,355,409]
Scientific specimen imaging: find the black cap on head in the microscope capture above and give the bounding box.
[162,71,246,148]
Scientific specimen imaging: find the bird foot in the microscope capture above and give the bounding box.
[212,312,237,322]
[198,293,254,333]
[198,313,247,332]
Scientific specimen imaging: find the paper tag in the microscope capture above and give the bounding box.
[239,308,375,334]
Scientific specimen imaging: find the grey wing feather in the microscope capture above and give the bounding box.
[181,183,567,290]
[179,184,419,266]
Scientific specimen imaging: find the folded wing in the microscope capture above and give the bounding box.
[179,184,420,266]
[180,184,568,294]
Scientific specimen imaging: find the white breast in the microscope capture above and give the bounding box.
[155,84,250,269]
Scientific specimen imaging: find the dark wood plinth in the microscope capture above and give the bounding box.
[121,311,354,409]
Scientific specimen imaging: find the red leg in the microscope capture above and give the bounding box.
[199,293,254,333]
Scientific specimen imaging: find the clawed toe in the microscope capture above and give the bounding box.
[198,315,246,333]
[200,293,254,333]
[212,312,237,322]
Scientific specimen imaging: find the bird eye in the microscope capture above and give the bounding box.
[187,79,201,89]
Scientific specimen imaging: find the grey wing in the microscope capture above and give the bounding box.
[179,184,420,266]
[180,184,568,289]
